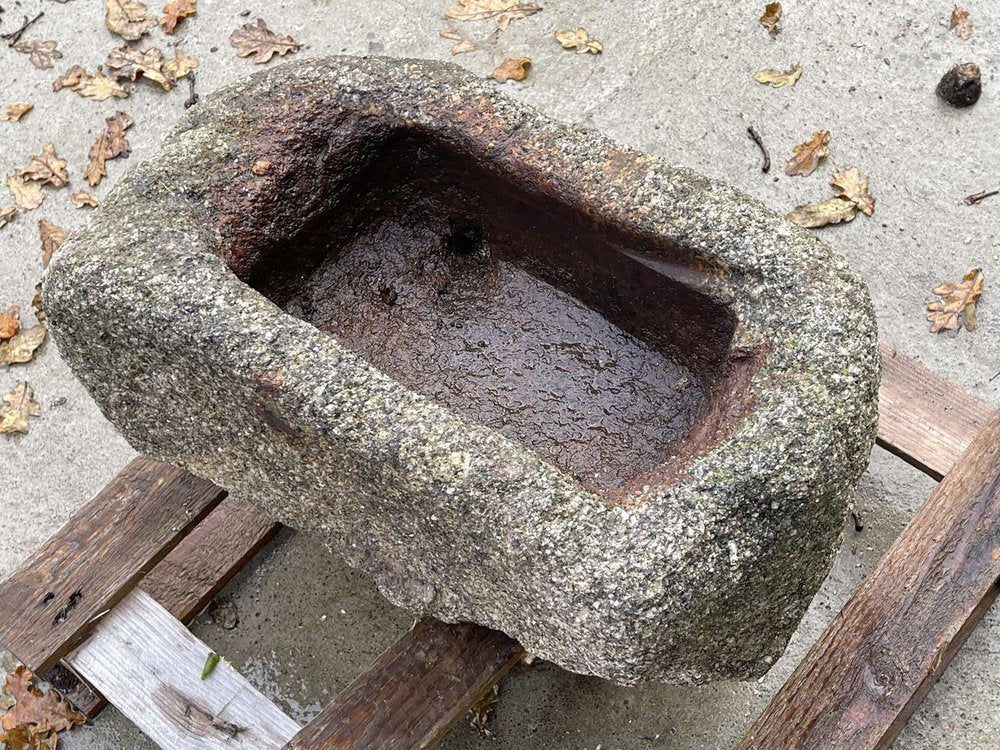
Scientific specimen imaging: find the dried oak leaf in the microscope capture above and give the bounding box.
[753,64,802,88]
[554,28,602,54]
[927,268,983,333]
[161,50,199,82]
[0,104,33,123]
[950,6,973,40]
[0,324,46,367]
[71,191,99,208]
[785,130,830,177]
[830,166,875,216]
[0,666,82,735]
[161,0,196,33]
[786,197,857,228]
[229,19,300,64]
[491,56,531,82]
[53,65,130,101]
[7,177,44,211]
[85,112,134,187]
[0,306,20,340]
[32,284,46,325]
[12,41,63,71]
[39,220,68,267]
[105,0,156,40]
[0,206,17,229]
[20,145,70,189]
[2,723,59,749]
[439,28,476,55]
[0,383,41,434]
[444,0,541,29]
[105,45,172,89]
[759,2,782,32]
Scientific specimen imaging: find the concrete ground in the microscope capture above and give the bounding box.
[2,0,999,747]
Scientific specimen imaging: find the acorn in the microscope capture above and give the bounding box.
[936,63,982,107]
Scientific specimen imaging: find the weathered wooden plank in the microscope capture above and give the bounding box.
[877,340,992,480]
[283,619,523,750]
[739,408,1000,750]
[66,589,301,750]
[0,457,226,675]
[47,496,281,718]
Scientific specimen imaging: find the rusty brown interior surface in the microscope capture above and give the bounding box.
[246,132,746,491]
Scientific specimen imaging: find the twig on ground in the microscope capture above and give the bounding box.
[747,125,771,173]
[964,189,999,206]
[1,11,44,46]
[184,72,199,109]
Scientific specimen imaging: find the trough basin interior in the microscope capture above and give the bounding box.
[246,133,740,491]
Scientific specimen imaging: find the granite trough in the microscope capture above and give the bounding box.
[44,56,880,685]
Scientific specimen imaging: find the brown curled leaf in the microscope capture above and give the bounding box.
[53,65,130,101]
[0,104,33,123]
[927,268,984,333]
[85,112,135,187]
[785,197,857,228]
[229,19,300,64]
[105,0,156,40]
[830,166,875,216]
[554,28,603,54]
[753,64,802,88]
[7,177,44,211]
[785,130,830,177]
[12,40,63,71]
[0,382,41,434]
[490,56,531,82]
[20,144,70,189]
[39,220,68,267]
[160,0,196,34]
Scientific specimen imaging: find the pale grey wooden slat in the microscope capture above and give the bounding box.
[66,589,300,749]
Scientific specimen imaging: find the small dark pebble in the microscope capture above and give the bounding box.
[851,510,864,532]
[239,9,250,16]
[210,45,218,53]
[936,62,982,108]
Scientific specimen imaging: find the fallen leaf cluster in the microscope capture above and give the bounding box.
[927,268,983,334]
[786,166,876,228]
[0,666,84,740]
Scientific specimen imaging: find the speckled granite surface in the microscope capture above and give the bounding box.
[43,56,879,685]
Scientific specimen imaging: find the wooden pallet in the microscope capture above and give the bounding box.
[0,340,996,750]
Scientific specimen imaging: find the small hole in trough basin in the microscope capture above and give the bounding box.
[444,221,488,258]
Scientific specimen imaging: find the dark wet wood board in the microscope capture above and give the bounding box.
[1,341,998,750]
[51,495,281,718]
[283,619,524,750]
[0,457,226,676]
[740,350,1000,750]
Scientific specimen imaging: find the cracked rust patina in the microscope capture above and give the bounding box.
[44,57,880,685]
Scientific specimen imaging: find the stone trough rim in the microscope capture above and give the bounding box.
[43,55,880,685]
